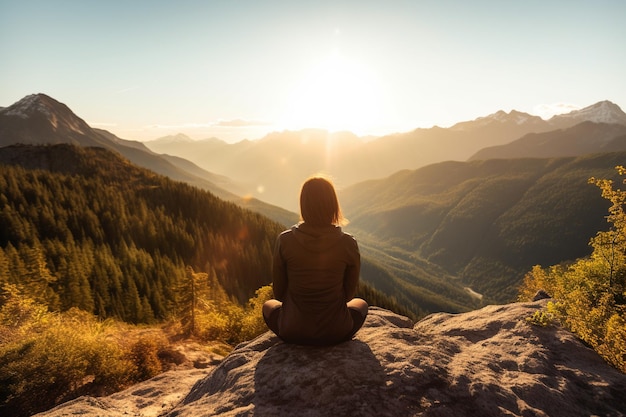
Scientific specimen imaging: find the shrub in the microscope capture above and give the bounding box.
[0,286,150,416]
[129,337,163,381]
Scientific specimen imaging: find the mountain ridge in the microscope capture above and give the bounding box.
[550,100,626,126]
[470,122,626,161]
[144,99,626,211]
[0,93,297,227]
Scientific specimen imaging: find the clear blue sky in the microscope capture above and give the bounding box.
[1,0,625,142]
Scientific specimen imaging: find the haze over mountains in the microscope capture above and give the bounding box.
[470,121,626,161]
[146,100,626,211]
[5,94,625,215]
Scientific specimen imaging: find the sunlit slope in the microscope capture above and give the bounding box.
[341,152,626,302]
[355,235,482,317]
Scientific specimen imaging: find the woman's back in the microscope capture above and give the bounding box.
[272,223,359,344]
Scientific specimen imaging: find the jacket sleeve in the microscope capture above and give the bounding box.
[272,235,288,301]
[343,236,361,301]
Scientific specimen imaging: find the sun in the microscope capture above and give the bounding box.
[280,51,382,134]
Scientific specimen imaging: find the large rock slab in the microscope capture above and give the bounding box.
[38,302,626,416]
[168,302,626,417]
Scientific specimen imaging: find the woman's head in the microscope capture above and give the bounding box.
[299,176,346,226]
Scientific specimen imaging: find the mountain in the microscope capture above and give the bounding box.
[146,129,364,212]
[145,101,626,211]
[549,100,626,127]
[341,152,625,302]
[469,122,626,161]
[0,93,297,227]
[0,93,108,147]
[149,133,225,146]
[3,93,624,309]
[0,94,231,195]
[36,302,626,417]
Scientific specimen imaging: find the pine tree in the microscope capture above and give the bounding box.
[177,266,212,336]
[20,241,60,310]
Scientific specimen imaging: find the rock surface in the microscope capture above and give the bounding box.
[38,301,626,417]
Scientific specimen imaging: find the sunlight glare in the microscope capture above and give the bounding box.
[280,51,382,134]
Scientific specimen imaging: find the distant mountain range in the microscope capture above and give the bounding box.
[11,94,625,216]
[145,100,626,211]
[469,121,626,160]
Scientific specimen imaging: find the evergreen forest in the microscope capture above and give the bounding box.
[0,144,285,323]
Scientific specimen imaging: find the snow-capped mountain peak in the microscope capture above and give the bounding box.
[550,100,626,125]
[0,93,91,135]
[451,109,546,131]
[2,93,55,119]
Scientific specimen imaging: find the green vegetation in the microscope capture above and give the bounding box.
[357,243,483,318]
[176,267,273,344]
[0,284,150,416]
[0,144,284,322]
[519,166,626,373]
[0,144,282,415]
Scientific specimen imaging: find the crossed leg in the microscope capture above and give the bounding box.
[262,297,368,340]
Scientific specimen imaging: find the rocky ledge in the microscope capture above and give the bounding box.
[39,301,626,417]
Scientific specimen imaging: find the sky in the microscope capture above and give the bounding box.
[1,0,625,143]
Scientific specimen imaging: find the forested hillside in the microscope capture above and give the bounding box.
[342,152,626,302]
[0,144,284,323]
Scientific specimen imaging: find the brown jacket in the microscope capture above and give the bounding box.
[272,222,360,345]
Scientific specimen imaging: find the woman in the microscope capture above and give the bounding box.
[263,176,368,345]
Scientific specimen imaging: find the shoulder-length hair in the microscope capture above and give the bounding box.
[299,176,347,226]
